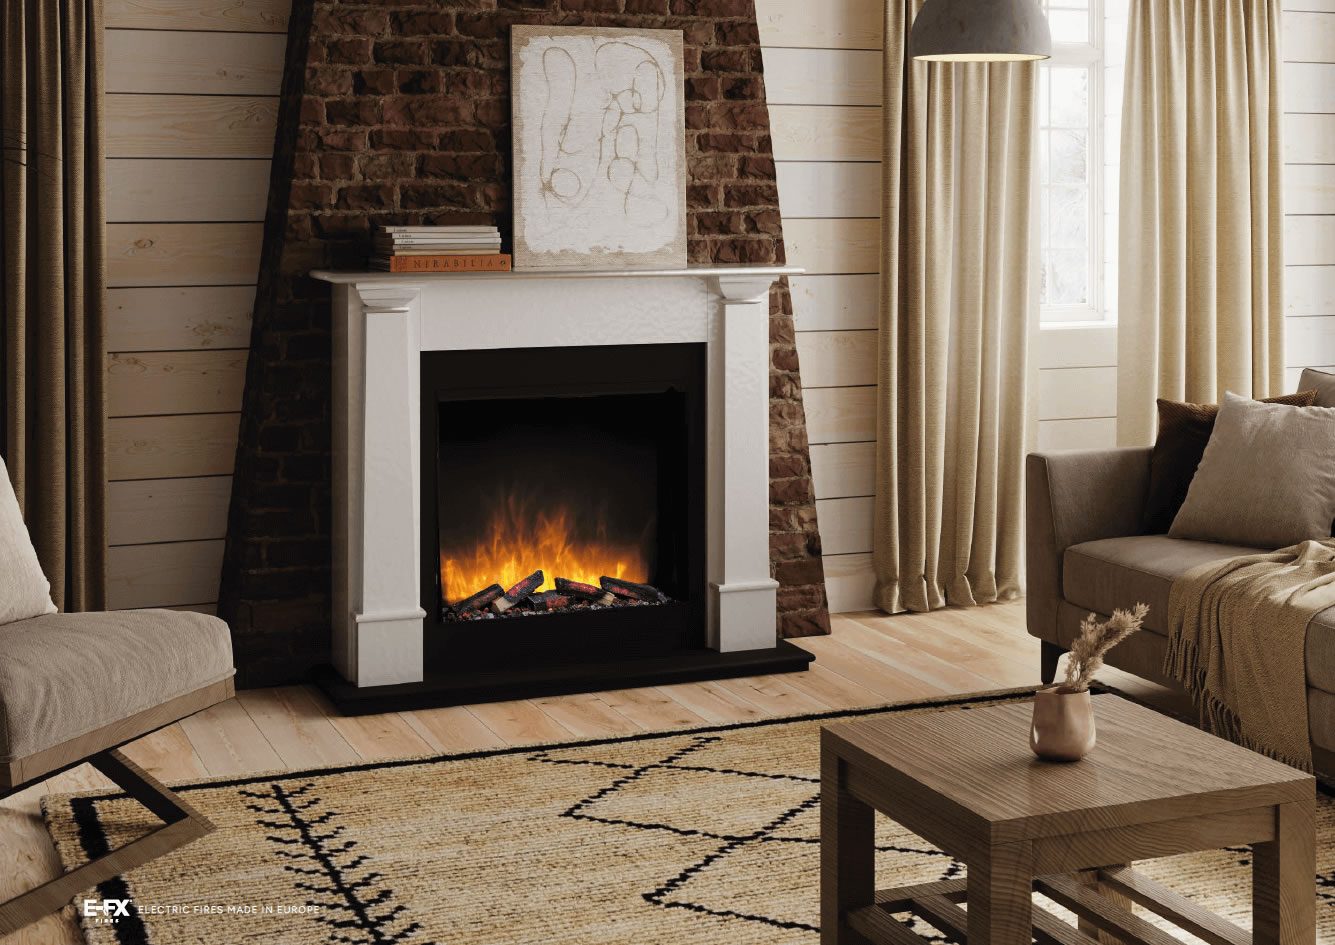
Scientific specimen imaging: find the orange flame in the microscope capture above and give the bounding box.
[440,489,651,604]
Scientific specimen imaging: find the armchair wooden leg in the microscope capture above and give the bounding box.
[0,749,213,936]
[1041,641,1064,685]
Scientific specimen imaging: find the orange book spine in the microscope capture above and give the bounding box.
[384,254,511,273]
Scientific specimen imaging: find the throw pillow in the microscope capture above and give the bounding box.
[1142,391,1316,534]
[1169,392,1335,548]
[0,454,57,624]
[1299,368,1335,408]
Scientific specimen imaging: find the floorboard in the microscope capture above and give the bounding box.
[2,600,1063,945]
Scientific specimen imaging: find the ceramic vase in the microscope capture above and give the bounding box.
[1030,686,1096,761]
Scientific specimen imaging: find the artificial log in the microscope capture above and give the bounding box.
[451,583,504,614]
[600,576,668,603]
[492,570,545,613]
[555,578,615,605]
[527,591,572,612]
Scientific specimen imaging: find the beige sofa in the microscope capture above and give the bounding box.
[1026,447,1335,774]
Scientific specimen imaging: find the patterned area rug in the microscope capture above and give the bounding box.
[43,691,1334,945]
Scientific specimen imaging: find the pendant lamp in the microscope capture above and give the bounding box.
[911,0,1052,62]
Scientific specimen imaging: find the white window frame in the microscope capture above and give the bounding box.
[1039,0,1107,326]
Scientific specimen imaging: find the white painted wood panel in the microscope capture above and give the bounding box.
[823,552,877,612]
[1287,266,1335,315]
[107,285,256,351]
[1284,0,1335,12]
[107,350,249,417]
[795,331,877,387]
[803,386,877,444]
[107,222,263,287]
[106,413,241,481]
[756,0,882,50]
[108,477,232,545]
[107,159,270,222]
[1037,418,1118,452]
[784,218,880,274]
[1283,63,1335,113]
[761,49,881,106]
[815,496,874,555]
[1285,216,1335,265]
[1285,315,1335,366]
[1034,325,1118,370]
[1283,10,1335,61]
[810,442,876,499]
[106,30,285,95]
[768,105,882,162]
[105,0,290,31]
[107,540,225,609]
[1038,367,1118,421]
[1284,164,1335,215]
[776,162,880,219]
[790,274,879,332]
[1285,114,1335,163]
[106,94,278,158]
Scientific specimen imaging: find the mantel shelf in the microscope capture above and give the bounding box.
[310,264,802,284]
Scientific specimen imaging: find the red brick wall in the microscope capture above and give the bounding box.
[219,0,830,687]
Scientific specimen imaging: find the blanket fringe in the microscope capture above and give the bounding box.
[1164,635,1314,773]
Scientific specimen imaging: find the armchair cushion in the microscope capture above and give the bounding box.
[0,609,234,762]
[0,456,56,625]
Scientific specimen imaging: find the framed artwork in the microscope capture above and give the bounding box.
[511,25,687,271]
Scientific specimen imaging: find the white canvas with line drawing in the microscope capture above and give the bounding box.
[511,25,687,271]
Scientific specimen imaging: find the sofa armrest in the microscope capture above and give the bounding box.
[1026,448,1152,643]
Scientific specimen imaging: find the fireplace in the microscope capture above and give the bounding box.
[423,343,707,668]
[313,266,813,713]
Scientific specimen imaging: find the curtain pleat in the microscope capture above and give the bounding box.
[0,0,106,611]
[1117,0,1284,445]
[874,0,1036,614]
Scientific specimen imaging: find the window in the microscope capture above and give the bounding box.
[1038,0,1128,324]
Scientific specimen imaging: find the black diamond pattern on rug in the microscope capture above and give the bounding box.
[528,736,961,938]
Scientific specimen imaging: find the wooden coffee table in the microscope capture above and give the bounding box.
[820,694,1316,945]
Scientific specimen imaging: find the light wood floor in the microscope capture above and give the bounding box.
[0,601,1169,945]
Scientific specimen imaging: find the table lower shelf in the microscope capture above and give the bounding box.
[847,866,1250,945]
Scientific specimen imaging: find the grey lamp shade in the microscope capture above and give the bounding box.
[911,0,1052,62]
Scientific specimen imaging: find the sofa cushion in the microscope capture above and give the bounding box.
[1063,535,1262,636]
[1305,609,1335,695]
[1169,392,1335,548]
[1143,392,1316,535]
[0,610,234,762]
[1299,368,1335,408]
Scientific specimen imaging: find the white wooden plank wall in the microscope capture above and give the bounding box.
[102,0,289,610]
[1282,7,1335,392]
[759,0,882,612]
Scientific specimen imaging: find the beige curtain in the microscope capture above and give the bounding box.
[1117,0,1285,445]
[1,0,106,610]
[874,0,1036,614]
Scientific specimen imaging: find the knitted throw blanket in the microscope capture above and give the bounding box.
[1166,538,1335,772]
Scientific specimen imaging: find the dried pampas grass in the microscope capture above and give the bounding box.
[1063,603,1149,692]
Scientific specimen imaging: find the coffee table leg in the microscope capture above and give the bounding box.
[1253,799,1316,945]
[968,841,1033,945]
[821,747,873,945]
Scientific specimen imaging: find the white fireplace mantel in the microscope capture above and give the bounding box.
[313,264,800,688]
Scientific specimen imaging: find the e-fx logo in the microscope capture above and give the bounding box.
[82,899,132,921]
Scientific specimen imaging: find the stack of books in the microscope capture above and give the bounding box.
[370,225,510,273]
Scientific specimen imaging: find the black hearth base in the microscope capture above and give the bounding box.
[313,641,815,716]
